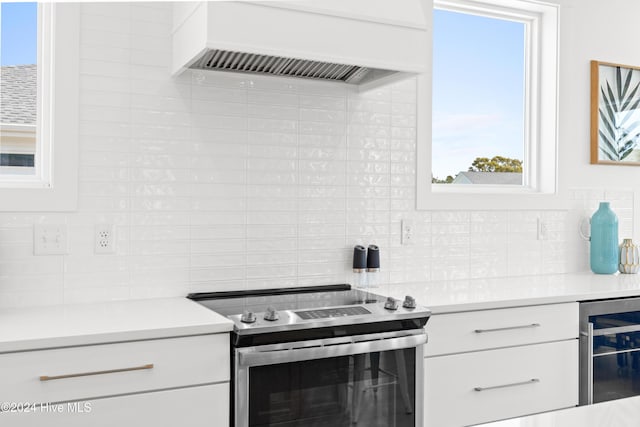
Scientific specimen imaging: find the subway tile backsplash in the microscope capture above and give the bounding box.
[0,3,634,308]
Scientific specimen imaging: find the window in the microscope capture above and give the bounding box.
[0,3,79,211]
[432,8,525,186]
[416,0,560,210]
[1,2,39,178]
[1,153,35,167]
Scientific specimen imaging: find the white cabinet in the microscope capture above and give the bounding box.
[0,334,229,426]
[2,384,227,427]
[424,303,579,427]
[425,303,578,356]
[0,334,228,404]
[425,341,578,427]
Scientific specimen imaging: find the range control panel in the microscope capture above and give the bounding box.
[295,306,371,320]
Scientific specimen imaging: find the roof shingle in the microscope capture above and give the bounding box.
[0,64,37,125]
[452,171,522,185]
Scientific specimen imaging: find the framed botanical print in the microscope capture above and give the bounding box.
[591,60,640,165]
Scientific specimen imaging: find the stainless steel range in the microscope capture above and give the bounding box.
[188,284,430,427]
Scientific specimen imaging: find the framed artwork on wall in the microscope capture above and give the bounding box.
[591,60,640,165]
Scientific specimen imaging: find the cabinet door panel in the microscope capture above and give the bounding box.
[0,334,229,404]
[425,303,578,356]
[424,340,578,427]
[0,383,228,427]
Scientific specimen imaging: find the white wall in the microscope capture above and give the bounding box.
[559,0,640,198]
[0,1,635,309]
[556,0,640,271]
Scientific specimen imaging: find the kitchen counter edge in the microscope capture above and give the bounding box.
[0,297,233,353]
[386,272,640,314]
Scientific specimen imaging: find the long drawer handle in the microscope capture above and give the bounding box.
[474,378,540,392]
[39,363,154,382]
[474,323,540,333]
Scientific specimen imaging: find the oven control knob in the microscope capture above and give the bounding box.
[384,297,399,311]
[264,306,280,321]
[240,311,257,324]
[403,295,417,309]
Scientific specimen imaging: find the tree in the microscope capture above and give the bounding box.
[432,175,455,184]
[468,156,522,173]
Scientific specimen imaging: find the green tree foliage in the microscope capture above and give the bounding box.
[468,156,523,173]
[432,175,455,183]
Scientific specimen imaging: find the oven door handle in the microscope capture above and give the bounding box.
[237,332,427,367]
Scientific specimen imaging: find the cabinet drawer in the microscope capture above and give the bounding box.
[425,303,578,356]
[424,340,578,427]
[0,334,229,404]
[1,383,228,427]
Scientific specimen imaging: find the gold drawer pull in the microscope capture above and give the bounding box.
[40,363,154,382]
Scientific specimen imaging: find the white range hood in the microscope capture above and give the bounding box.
[172,0,428,89]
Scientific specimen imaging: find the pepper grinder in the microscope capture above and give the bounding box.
[367,245,380,289]
[352,245,367,289]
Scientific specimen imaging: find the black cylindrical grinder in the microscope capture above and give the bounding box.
[353,245,367,272]
[367,245,380,272]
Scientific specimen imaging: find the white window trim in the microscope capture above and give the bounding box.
[416,0,564,210]
[0,3,78,211]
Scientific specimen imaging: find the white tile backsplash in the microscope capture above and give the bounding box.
[0,3,634,309]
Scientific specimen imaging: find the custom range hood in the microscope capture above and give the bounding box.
[172,0,428,89]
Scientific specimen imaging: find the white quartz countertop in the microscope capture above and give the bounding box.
[5,271,640,353]
[385,272,640,314]
[478,396,640,427]
[0,297,233,353]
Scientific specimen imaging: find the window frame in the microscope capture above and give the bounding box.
[0,3,78,211]
[416,0,563,210]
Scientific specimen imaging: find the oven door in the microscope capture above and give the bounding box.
[234,329,426,427]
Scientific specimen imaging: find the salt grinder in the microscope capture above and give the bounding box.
[352,245,367,289]
[367,245,380,288]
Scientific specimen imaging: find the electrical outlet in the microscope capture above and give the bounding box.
[34,224,68,255]
[95,224,116,254]
[401,220,415,245]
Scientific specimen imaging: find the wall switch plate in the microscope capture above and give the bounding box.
[537,217,548,240]
[401,219,415,245]
[34,224,68,255]
[95,224,116,254]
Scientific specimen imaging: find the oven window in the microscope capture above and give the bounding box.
[248,349,416,427]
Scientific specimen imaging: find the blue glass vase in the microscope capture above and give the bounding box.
[590,202,619,274]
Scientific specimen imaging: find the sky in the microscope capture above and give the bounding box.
[432,9,525,179]
[0,2,37,66]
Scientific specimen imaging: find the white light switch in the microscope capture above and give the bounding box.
[34,224,68,255]
[537,217,548,240]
